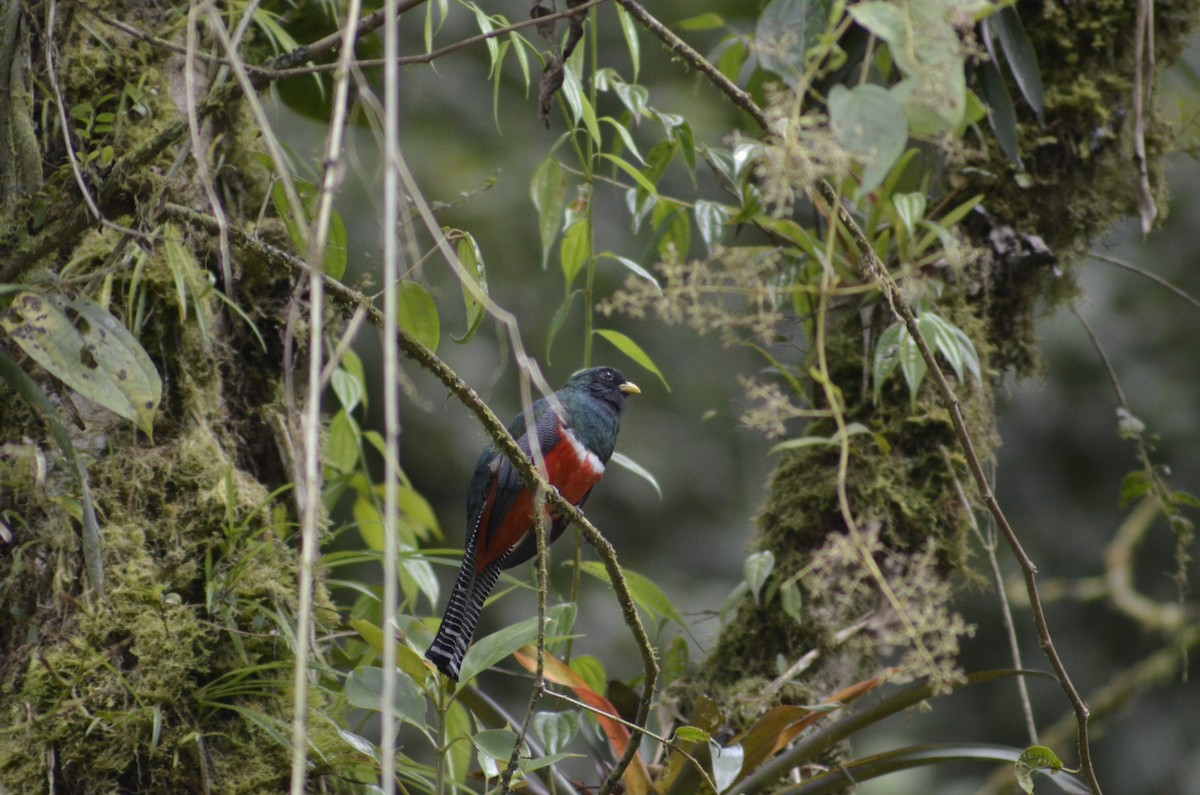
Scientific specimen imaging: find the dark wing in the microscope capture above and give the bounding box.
[470,397,563,568]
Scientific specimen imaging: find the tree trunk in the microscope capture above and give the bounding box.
[0,3,322,791]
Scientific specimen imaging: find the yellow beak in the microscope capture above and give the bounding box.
[619,381,641,395]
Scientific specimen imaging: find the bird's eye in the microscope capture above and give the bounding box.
[603,370,613,380]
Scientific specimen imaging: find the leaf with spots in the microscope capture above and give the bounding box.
[1,292,162,437]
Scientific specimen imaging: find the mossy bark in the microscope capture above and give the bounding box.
[0,3,329,792]
[695,0,1200,728]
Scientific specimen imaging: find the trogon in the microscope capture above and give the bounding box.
[425,366,640,681]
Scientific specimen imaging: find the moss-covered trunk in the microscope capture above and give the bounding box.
[0,3,323,791]
[697,0,1199,721]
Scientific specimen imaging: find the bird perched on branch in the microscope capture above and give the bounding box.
[425,366,640,681]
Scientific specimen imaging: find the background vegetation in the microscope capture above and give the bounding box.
[1,0,1198,793]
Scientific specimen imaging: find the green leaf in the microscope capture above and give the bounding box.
[454,233,488,343]
[678,13,724,31]
[597,152,658,197]
[744,550,775,604]
[531,711,578,755]
[992,7,1045,125]
[892,193,927,240]
[609,451,663,499]
[396,280,440,353]
[918,313,963,381]
[568,655,606,695]
[473,729,528,779]
[848,2,906,46]
[353,494,386,551]
[662,634,690,682]
[693,200,728,255]
[444,700,473,785]
[344,666,427,728]
[768,423,878,455]
[651,199,691,259]
[1015,746,1065,794]
[323,206,348,279]
[872,322,904,403]
[561,53,602,144]
[615,5,640,81]
[332,353,365,411]
[898,327,927,405]
[456,615,558,685]
[602,117,645,165]
[593,328,669,391]
[325,409,361,474]
[560,218,591,290]
[756,0,831,84]
[545,290,580,364]
[829,84,908,196]
[577,561,685,626]
[531,156,568,269]
[979,57,1023,168]
[674,726,710,743]
[780,579,803,621]
[597,252,661,293]
[1,292,162,436]
[0,350,103,590]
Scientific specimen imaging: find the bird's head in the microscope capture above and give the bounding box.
[565,366,640,411]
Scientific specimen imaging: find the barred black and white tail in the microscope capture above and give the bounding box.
[425,560,502,681]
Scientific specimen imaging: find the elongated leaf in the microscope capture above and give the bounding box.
[560,218,591,290]
[456,615,558,685]
[992,7,1045,124]
[1,292,162,436]
[454,233,488,343]
[597,252,661,294]
[0,350,103,590]
[615,5,640,80]
[609,451,663,499]
[444,699,473,785]
[396,280,440,353]
[576,560,684,625]
[792,743,1089,794]
[531,156,567,269]
[918,313,963,381]
[693,200,728,255]
[898,328,927,404]
[598,152,658,198]
[594,328,669,391]
[872,322,904,403]
[344,666,427,728]
[979,57,1023,167]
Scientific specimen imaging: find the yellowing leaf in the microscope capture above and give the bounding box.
[1,292,162,436]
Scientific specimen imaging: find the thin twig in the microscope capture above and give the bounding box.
[1089,251,1200,314]
[287,0,363,789]
[380,0,403,791]
[941,446,1038,744]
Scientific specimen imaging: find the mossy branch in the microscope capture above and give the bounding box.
[615,3,1102,792]
[164,203,659,794]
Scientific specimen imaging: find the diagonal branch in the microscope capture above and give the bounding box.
[164,202,659,794]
